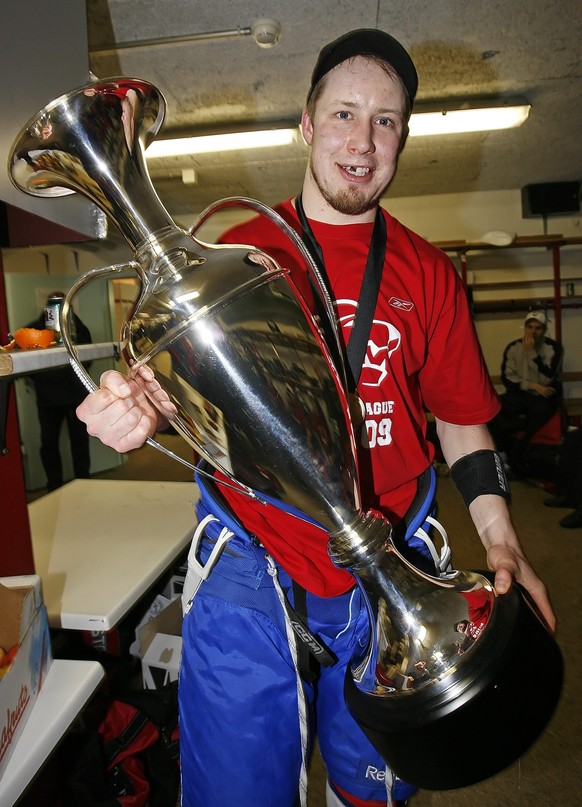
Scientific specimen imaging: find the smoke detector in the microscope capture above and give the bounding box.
[251,18,282,48]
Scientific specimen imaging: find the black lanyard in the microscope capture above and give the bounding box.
[295,194,387,391]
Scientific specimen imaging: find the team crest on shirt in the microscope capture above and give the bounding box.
[337,299,402,387]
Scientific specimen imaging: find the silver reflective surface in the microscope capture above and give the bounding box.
[125,229,361,530]
[334,533,496,696]
[10,78,170,250]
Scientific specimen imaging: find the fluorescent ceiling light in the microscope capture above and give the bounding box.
[146,127,297,158]
[409,103,531,137]
[144,101,530,158]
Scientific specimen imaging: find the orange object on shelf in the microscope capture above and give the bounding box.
[0,643,19,669]
[12,328,55,349]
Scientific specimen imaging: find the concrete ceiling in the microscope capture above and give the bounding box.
[86,0,581,221]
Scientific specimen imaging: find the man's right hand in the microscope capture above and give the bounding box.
[522,333,536,352]
[76,368,173,453]
[528,382,556,397]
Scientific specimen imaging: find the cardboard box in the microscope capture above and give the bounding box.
[161,571,186,602]
[138,595,182,689]
[142,633,182,689]
[0,575,52,778]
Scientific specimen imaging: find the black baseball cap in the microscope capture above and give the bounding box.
[307,28,418,106]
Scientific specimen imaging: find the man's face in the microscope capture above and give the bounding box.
[524,319,545,344]
[301,56,407,222]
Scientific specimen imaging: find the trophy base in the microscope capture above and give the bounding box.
[344,581,563,790]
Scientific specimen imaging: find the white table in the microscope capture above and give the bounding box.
[28,479,199,630]
[0,659,104,806]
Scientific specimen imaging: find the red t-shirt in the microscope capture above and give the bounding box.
[212,200,499,596]
[460,589,493,641]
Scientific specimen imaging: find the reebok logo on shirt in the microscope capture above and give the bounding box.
[389,296,414,311]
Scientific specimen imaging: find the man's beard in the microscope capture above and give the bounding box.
[309,158,385,217]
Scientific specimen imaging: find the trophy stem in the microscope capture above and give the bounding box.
[327,510,392,570]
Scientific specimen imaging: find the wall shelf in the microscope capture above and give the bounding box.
[434,235,582,342]
[471,296,582,315]
[469,276,582,292]
[434,234,582,253]
[0,342,118,455]
[0,341,118,378]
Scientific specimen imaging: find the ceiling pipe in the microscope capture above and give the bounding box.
[90,18,282,56]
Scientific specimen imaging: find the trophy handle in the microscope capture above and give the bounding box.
[190,196,349,391]
[60,261,268,486]
[61,261,139,395]
[60,261,202,474]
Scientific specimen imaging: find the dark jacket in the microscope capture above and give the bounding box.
[26,313,92,407]
[500,335,563,398]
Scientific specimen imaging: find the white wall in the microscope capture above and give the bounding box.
[386,187,581,242]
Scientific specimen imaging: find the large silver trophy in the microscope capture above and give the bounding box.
[9,79,562,789]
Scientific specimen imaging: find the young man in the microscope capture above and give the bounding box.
[490,310,563,474]
[77,29,555,807]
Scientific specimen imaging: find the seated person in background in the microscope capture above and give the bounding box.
[27,292,93,491]
[544,427,582,529]
[490,311,563,475]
